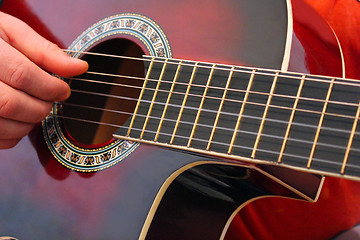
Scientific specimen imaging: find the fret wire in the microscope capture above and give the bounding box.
[154,61,183,141]
[140,59,168,139]
[187,64,216,147]
[278,75,306,163]
[341,101,360,174]
[126,57,155,136]
[307,78,336,168]
[228,69,256,154]
[170,62,199,144]
[206,66,235,150]
[251,71,280,158]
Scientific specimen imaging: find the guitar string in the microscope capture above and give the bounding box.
[66,87,357,134]
[59,83,360,168]
[63,50,360,121]
[69,75,359,121]
[60,94,353,136]
[60,101,359,152]
[50,113,360,171]
[59,100,360,169]
[60,78,360,138]
[64,49,360,86]
[79,71,360,109]
[56,50,360,168]
[57,98,360,155]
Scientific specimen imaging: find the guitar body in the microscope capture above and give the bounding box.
[0,0,351,239]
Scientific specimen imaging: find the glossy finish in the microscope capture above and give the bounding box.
[146,164,317,240]
[289,0,342,76]
[0,127,312,240]
[2,0,288,68]
[0,0,345,239]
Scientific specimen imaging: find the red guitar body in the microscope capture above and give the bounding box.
[0,0,359,239]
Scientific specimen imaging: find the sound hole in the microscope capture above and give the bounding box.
[62,38,145,146]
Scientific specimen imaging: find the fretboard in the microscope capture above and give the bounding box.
[114,56,360,180]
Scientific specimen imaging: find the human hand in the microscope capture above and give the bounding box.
[0,12,88,149]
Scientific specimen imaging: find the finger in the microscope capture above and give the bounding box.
[0,139,22,149]
[0,38,71,101]
[0,117,34,139]
[0,81,53,123]
[0,12,88,77]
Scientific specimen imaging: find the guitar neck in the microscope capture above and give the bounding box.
[114,56,360,180]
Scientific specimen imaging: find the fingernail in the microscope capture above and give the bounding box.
[57,83,71,101]
[63,86,71,100]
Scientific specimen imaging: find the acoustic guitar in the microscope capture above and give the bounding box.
[0,0,359,239]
